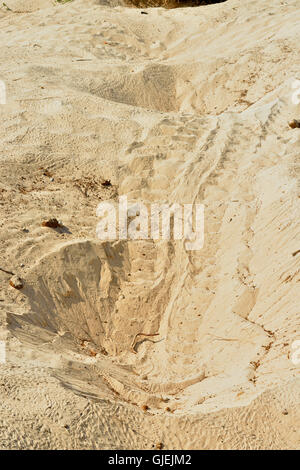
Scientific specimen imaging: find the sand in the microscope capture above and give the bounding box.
[0,0,299,449]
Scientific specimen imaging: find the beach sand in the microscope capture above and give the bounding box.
[0,0,299,449]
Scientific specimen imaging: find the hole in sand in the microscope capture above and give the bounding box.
[7,239,269,413]
[8,241,129,356]
[7,240,192,410]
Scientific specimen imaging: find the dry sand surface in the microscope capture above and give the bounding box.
[0,0,299,450]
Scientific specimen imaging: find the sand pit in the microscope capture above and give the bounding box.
[0,0,299,450]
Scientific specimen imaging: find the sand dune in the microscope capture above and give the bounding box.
[0,0,299,449]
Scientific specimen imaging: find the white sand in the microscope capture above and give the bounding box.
[0,0,299,449]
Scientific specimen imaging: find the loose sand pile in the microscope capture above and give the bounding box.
[0,0,299,449]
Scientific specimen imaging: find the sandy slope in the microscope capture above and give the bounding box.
[0,0,299,449]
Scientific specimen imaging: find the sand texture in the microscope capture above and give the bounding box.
[0,0,299,449]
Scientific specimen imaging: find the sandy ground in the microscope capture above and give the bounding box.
[0,0,299,449]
